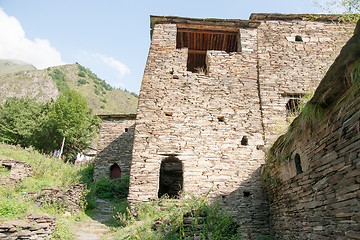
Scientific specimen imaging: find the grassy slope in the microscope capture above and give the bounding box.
[0,59,36,76]
[48,64,138,114]
[0,143,89,239]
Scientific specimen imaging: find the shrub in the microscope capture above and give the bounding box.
[49,69,70,93]
[78,78,87,85]
[78,71,86,78]
[94,176,129,200]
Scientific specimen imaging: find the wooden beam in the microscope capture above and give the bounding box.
[176,23,241,32]
[177,28,238,35]
[188,49,207,54]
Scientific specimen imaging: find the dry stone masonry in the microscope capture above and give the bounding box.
[265,20,360,239]
[0,214,56,240]
[91,13,356,237]
[93,114,136,180]
[0,159,32,186]
[125,14,354,237]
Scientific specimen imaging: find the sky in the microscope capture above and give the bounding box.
[0,0,326,93]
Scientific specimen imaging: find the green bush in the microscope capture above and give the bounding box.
[78,78,87,85]
[78,71,86,78]
[94,176,129,200]
[49,69,70,93]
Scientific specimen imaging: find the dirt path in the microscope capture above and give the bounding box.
[72,198,114,240]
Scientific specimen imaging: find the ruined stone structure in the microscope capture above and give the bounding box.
[0,158,32,186]
[123,13,355,236]
[265,21,360,239]
[0,214,56,240]
[93,114,136,180]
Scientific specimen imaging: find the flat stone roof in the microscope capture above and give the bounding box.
[250,13,353,22]
[150,15,260,31]
[150,14,357,33]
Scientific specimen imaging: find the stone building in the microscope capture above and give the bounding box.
[265,21,360,239]
[93,114,136,181]
[124,13,354,236]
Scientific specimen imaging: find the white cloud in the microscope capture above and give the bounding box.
[85,51,130,78]
[77,50,130,88]
[0,8,65,69]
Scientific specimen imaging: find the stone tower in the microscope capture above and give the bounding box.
[126,14,352,235]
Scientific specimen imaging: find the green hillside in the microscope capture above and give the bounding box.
[0,62,138,114]
[0,59,37,75]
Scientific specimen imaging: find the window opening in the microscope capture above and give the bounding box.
[110,163,121,179]
[124,128,129,133]
[282,93,305,115]
[177,28,239,73]
[241,136,248,146]
[286,99,301,113]
[294,154,303,174]
[295,35,303,42]
[243,191,251,197]
[158,157,183,198]
[217,116,225,122]
[165,112,173,116]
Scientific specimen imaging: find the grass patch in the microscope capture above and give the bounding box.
[109,195,240,240]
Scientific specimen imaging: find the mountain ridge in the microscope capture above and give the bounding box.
[0,61,138,114]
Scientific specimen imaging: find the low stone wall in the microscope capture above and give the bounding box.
[0,214,56,240]
[265,20,360,239]
[26,184,86,214]
[0,159,32,185]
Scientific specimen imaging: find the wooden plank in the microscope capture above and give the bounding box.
[222,34,227,51]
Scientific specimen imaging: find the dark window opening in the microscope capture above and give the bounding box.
[110,163,121,179]
[217,116,225,122]
[177,29,239,73]
[286,98,301,113]
[165,112,173,116]
[124,128,129,133]
[158,157,183,198]
[295,35,303,42]
[243,191,251,197]
[241,136,248,146]
[294,154,303,174]
[282,93,305,115]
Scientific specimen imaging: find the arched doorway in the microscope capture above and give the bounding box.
[158,157,183,198]
[110,163,121,179]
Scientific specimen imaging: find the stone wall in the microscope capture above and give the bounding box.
[0,158,32,186]
[26,184,86,214]
[128,22,268,236]
[127,14,355,238]
[93,114,136,181]
[0,214,56,240]
[255,16,353,145]
[265,21,360,239]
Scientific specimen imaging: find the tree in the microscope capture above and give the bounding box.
[47,90,101,161]
[0,98,50,147]
[314,0,360,13]
[0,91,101,161]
